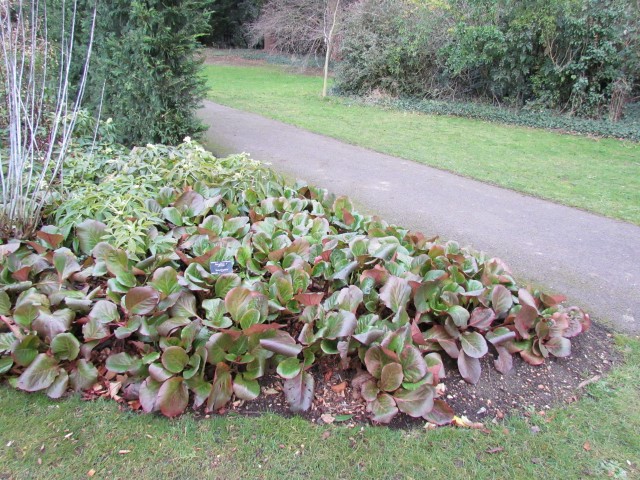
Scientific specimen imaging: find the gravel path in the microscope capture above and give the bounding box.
[198,101,640,335]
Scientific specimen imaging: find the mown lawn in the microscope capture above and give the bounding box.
[203,63,640,225]
[1,337,638,480]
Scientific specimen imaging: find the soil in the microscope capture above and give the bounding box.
[205,323,617,428]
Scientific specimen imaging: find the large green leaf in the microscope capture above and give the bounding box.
[468,307,496,330]
[283,371,315,412]
[150,266,181,296]
[207,363,233,412]
[170,292,199,318]
[17,354,59,392]
[491,285,513,316]
[157,377,189,418]
[369,393,398,424]
[106,352,142,374]
[215,274,241,299]
[379,276,411,313]
[0,356,13,374]
[379,362,404,392]
[13,335,39,366]
[544,337,571,357]
[364,346,398,378]
[394,385,435,417]
[276,357,302,380]
[457,350,481,384]
[46,369,69,399]
[139,377,162,413]
[460,331,488,358]
[232,373,260,401]
[259,332,302,357]
[161,346,189,374]
[50,333,80,361]
[399,345,427,383]
[53,248,81,282]
[423,399,455,425]
[32,309,75,341]
[76,219,107,255]
[69,359,98,391]
[0,291,11,315]
[447,306,470,328]
[89,300,120,324]
[124,287,160,315]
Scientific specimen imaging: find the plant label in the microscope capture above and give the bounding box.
[210,260,233,275]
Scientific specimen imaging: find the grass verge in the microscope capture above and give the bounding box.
[203,63,640,225]
[1,336,638,479]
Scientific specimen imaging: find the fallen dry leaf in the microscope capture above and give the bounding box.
[320,413,335,424]
[583,442,591,451]
[87,469,96,477]
[331,382,347,394]
[485,447,504,454]
[118,450,131,455]
[453,416,484,430]
[321,431,331,440]
[263,388,279,395]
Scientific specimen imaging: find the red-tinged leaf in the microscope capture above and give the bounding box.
[485,326,516,345]
[379,276,412,313]
[515,305,538,338]
[284,371,315,412]
[369,393,398,424]
[394,385,435,418]
[361,379,380,402]
[539,293,566,308]
[518,288,538,311]
[259,331,302,357]
[410,322,427,346]
[207,363,233,412]
[36,231,64,249]
[423,399,455,425]
[439,338,460,359]
[520,349,545,366]
[486,447,504,454]
[460,331,488,358]
[242,323,285,335]
[360,265,389,285]
[233,373,260,401]
[157,377,189,418]
[342,208,355,226]
[399,345,428,383]
[139,377,161,412]
[468,307,496,330]
[293,292,324,306]
[17,354,59,392]
[494,346,513,374]
[26,241,47,254]
[380,363,404,392]
[124,287,160,315]
[11,266,31,282]
[364,346,399,378]
[544,337,571,357]
[491,285,513,316]
[457,350,481,384]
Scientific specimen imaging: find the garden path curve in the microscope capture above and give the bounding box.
[198,101,640,335]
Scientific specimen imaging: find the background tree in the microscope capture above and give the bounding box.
[81,0,215,146]
[201,0,263,47]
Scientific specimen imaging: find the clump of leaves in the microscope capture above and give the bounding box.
[0,145,590,424]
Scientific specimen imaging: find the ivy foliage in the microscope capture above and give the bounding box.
[0,140,590,424]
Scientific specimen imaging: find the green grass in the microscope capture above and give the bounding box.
[203,63,640,225]
[1,337,639,479]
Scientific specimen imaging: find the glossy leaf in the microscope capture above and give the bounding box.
[283,371,315,412]
[157,377,189,418]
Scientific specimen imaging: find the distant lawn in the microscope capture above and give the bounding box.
[203,63,640,225]
[1,336,639,479]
